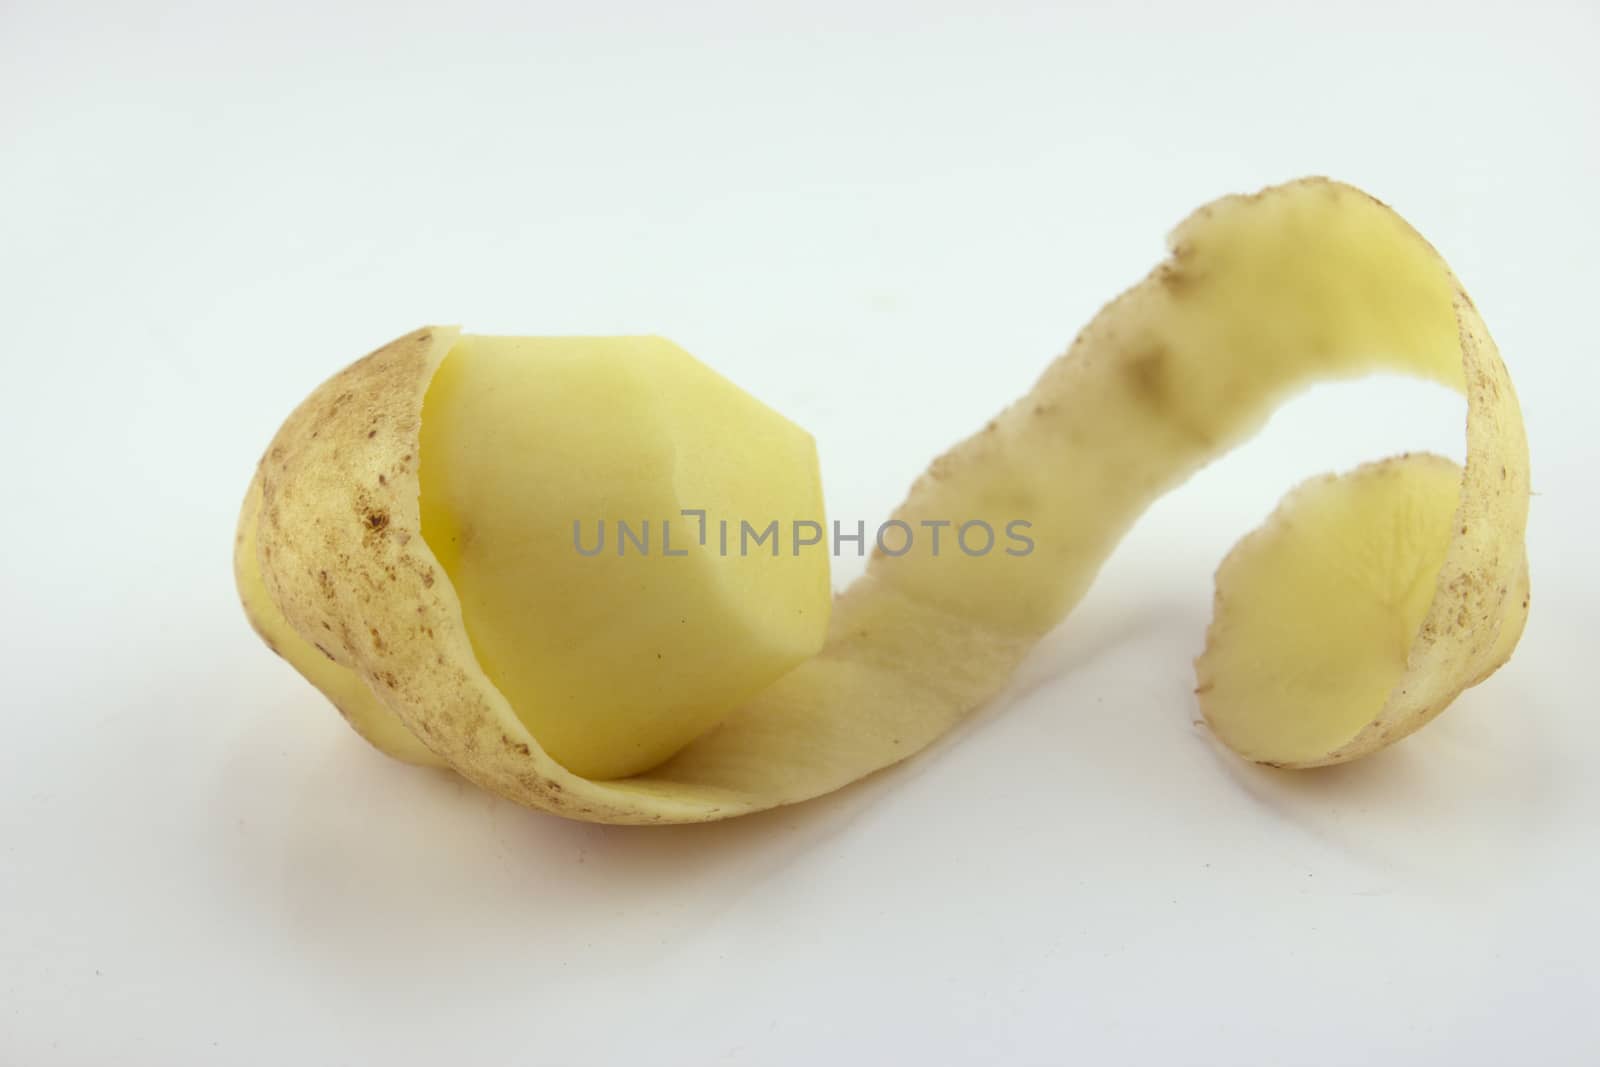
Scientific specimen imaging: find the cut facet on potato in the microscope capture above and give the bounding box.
[417,335,831,780]
[236,177,1529,824]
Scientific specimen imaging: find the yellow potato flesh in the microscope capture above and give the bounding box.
[416,335,831,780]
[237,178,1529,824]
[1197,455,1462,765]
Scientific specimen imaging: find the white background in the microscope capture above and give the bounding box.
[3,2,1597,1064]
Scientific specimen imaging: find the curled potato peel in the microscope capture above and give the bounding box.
[235,178,1529,823]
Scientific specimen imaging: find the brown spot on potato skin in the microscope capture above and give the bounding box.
[1156,258,1200,294]
[1125,346,1168,404]
[1121,343,1218,448]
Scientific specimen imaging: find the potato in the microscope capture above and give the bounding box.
[236,331,831,790]
[236,177,1528,823]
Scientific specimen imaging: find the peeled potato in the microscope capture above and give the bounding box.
[418,335,830,780]
[235,177,1529,824]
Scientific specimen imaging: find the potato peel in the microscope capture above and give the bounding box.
[236,178,1529,823]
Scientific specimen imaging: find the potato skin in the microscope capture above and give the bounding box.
[1195,453,1531,767]
[1338,292,1530,759]
[872,179,1529,768]
[241,327,706,822]
[235,466,441,765]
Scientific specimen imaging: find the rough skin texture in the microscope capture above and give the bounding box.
[236,178,1530,823]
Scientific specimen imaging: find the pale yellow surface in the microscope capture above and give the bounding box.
[1196,454,1522,765]
[417,335,830,780]
[235,178,1529,823]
